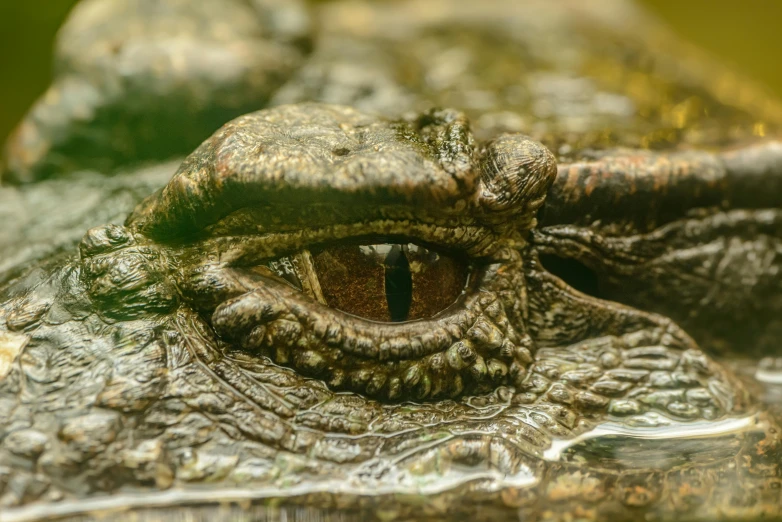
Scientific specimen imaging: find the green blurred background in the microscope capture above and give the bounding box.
[1,0,782,145]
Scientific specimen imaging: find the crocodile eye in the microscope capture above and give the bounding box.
[312,243,470,322]
[265,243,470,322]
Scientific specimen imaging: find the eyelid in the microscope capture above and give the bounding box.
[182,219,508,267]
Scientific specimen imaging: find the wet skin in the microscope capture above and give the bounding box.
[1,1,781,521]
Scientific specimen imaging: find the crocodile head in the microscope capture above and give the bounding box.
[1,0,782,520]
[1,103,779,521]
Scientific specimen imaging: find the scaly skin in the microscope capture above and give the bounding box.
[0,1,781,521]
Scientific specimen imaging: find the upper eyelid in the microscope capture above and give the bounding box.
[201,203,481,236]
[308,236,474,260]
[178,219,506,267]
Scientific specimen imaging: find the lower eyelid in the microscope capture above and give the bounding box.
[211,264,531,401]
[217,273,482,361]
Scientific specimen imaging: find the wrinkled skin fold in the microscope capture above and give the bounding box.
[0,1,781,521]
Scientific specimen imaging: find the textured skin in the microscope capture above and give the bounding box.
[0,1,781,521]
[2,0,310,183]
[535,145,782,357]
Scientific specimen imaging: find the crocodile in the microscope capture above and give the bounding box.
[0,0,781,521]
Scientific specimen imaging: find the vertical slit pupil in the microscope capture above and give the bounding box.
[384,245,413,322]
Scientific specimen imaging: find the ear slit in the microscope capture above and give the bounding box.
[538,254,602,299]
